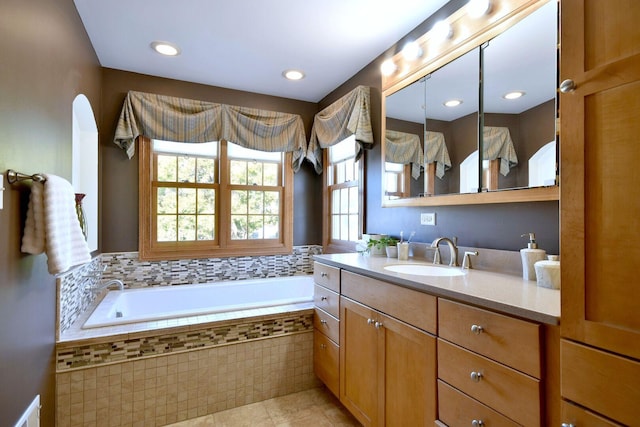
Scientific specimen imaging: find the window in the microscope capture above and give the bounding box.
[323,135,364,253]
[384,161,410,199]
[139,137,292,260]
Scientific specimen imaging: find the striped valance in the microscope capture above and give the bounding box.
[385,130,424,179]
[307,86,373,174]
[424,131,452,179]
[113,91,308,171]
[483,126,518,176]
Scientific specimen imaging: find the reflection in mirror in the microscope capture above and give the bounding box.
[482,0,557,190]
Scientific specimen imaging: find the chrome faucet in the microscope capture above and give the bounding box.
[431,237,458,266]
[85,279,125,295]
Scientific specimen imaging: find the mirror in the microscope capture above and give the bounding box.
[481,0,558,191]
[381,0,559,206]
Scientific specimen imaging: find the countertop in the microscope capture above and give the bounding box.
[313,253,560,325]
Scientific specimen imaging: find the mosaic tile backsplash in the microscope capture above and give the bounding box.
[58,245,322,336]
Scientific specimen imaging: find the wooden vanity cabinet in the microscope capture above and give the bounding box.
[560,1,640,425]
[340,271,437,427]
[437,299,543,426]
[313,262,341,396]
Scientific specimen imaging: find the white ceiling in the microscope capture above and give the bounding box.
[74,0,451,103]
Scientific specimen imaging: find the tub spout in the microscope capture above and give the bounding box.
[101,279,125,291]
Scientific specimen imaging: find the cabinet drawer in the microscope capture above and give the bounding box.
[438,339,541,426]
[341,270,437,334]
[314,330,339,397]
[438,380,519,427]
[314,284,339,318]
[561,339,640,427]
[439,298,541,378]
[561,400,622,427]
[314,262,340,292]
[314,308,339,344]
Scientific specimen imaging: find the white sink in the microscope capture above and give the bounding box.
[383,264,466,277]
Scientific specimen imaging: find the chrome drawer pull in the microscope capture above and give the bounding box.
[472,420,484,427]
[470,371,483,382]
[471,324,484,334]
[374,321,384,329]
[321,272,328,277]
[367,318,374,325]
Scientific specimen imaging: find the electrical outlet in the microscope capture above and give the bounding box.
[421,212,436,226]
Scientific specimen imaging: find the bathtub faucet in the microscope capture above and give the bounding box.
[86,279,125,295]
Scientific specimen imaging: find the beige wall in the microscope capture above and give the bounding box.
[0,0,102,424]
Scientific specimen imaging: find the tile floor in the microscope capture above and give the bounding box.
[166,386,361,426]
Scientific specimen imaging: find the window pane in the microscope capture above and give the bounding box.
[349,187,358,214]
[340,188,349,214]
[264,215,279,239]
[331,215,340,239]
[178,215,196,241]
[340,215,349,240]
[329,135,356,163]
[197,215,215,240]
[157,155,177,182]
[177,157,196,183]
[248,216,264,239]
[248,191,264,214]
[336,162,345,185]
[385,162,404,172]
[331,190,340,214]
[196,158,216,183]
[263,163,278,186]
[157,188,177,214]
[153,140,217,157]
[247,162,263,186]
[231,215,247,239]
[178,188,196,214]
[345,158,355,182]
[231,190,247,214]
[157,215,177,242]
[230,160,247,185]
[197,189,215,214]
[263,191,279,214]
[386,173,399,193]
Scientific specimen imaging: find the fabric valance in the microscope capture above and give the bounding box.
[385,130,424,179]
[424,131,452,179]
[113,91,308,171]
[307,86,373,174]
[483,126,518,176]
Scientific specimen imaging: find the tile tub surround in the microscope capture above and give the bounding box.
[57,245,322,336]
[56,332,319,427]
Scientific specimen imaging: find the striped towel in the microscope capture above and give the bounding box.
[21,174,91,275]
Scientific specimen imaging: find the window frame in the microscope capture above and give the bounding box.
[139,136,293,260]
[322,138,365,254]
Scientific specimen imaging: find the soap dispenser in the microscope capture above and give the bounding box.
[520,233,546,281]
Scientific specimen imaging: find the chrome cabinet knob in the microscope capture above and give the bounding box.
[560,79,576,93]
[367,318,375,325]
[470,371,483,382]
[320,272,328,277]
[319,343,327,349]
[561,424,576,427]
[374,321,384,329]
[471,324,484,334]
[320,296,327,301]
[320,319,327,325]
[472,420,484,427]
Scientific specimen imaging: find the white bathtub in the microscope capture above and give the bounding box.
[82,275,314,329]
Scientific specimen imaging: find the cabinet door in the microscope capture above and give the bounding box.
[381,312,436,427]
[340,297,379,427]
[560,0,640,358]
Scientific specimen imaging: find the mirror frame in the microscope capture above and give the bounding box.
[380,0,559,207]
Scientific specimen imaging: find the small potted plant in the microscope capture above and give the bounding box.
[367,236,399,257]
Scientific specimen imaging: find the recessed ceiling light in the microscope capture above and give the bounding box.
[443,99,463,107]
[503,91,525,100]
[283,70,305,80]
[402,41,422,61]
[150,41,181,56]
[380,59,397,76]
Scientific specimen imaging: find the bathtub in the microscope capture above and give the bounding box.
[82,275,314,329]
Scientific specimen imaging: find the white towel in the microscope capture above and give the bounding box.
[21,174,91,275]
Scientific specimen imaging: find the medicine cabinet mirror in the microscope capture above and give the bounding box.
[381,0,559,207]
